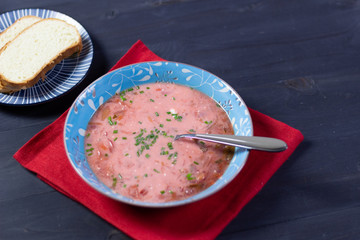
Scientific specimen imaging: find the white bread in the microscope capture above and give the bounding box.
[0,15,42,50]
[0,18,82,93]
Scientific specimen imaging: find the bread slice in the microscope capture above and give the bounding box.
[0,15,42,50]
[0,18,82,93]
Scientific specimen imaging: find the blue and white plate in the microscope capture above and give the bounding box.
[0,9,93,105]
[64,61,253,208]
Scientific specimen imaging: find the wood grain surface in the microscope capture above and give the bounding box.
[0,0,359,239]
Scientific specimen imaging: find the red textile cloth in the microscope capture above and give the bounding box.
[14,40,304,240]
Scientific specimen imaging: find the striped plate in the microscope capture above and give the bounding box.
[0,9,93,105]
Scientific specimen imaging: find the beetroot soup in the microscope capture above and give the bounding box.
[84,82,234,203]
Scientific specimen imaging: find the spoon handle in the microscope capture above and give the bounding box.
[174,134,288,152]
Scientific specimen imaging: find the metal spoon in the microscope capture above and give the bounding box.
[174,134,287,152]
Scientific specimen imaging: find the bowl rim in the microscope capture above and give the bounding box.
[64,60,253,207]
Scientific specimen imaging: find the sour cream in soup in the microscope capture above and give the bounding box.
[85,82,234,203]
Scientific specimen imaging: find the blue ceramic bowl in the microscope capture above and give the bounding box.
[64,61,253,207]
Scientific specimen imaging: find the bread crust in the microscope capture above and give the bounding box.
[0,18,83,93]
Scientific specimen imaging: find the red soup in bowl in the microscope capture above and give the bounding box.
[84,82,234,203]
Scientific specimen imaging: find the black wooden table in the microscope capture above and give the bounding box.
[1,0,359,239]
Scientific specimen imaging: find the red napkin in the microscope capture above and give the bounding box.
[14,40,303,240]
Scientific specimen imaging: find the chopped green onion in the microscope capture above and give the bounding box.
[204,120,213,124]
[186,173,194,180]
[153,169,160,173]
[159,124,164,128]
[160,150,169,155]
[193,161,199,165]
[172,113,183,121]
[155,112,159,116]
[145,154,150,158]
[108,116,114,125]
[167,142,173,150]
[86,148,94,152]
[113,130,118,134]
[122,137,127,140]
[150,99,155,102]
[112,177,117,188]
[160,190,165,194]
